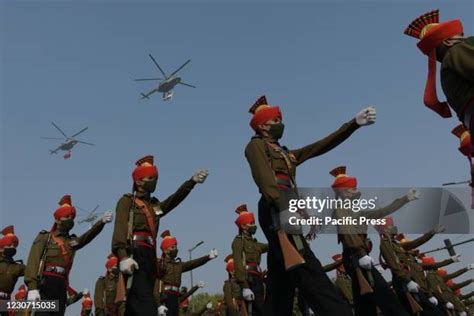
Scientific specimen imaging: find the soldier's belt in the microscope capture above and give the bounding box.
[44,266,67,275]
[132,232,154,248]
[0,292,10,299]
[163,285,179,292]
[246,262,263,276]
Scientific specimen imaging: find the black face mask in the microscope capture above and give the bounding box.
[142,179,157,193]
[247,225,257,235]
[267,123,285,140]
[168,249,178,259]
[58,218,74,232]
[3,248,16,258]
[111,267,119,276]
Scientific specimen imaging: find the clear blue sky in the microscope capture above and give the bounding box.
[1,1,473,315]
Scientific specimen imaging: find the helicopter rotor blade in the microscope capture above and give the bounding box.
[169,59,191,78]
[178,82,196,88]
[71,127,89,138]
[76,206,89,214]
[40,137,65,140]
[51,122,69,139]
[134,78,163,81]
[148,54,167,78]
[76,140,95,146]
[91,205,99,213]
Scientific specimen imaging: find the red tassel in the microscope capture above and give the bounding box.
[423,51,452,118]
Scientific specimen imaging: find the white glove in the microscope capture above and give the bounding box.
[192,169,209,183]
[406,281,420,293]
[407,188,420,201]
[467,263,474,270]
[446,302,454,310]
[82,288,89,296]
[242,288,255,301]
[355,106,376,126]
[428,296,438,306]
[459,312,467,316]
[206,302,213,310]
[101,210,114,223]
[158,305,168,315]
[197,281,205,288]
[119,257,139,275]
[27,290,41,301]
[358,255,374,270]
[451,254,461,263]
[209,249,218,259]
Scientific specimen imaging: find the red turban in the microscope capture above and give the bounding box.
[106,254,118,270]
[422,256,435,266]
[225,255,234,273]
[15,285,26,300]
[330,166,357,189]
[437,268,447,277]
[405,10,463,118]
[249,96,282,131]
[53,195,76,220]
[82,297,93,309]
[160,230,177,251]
[0,225,19,248]
[132,155,158,182]
[452,124,472,157]
[235,204,255,227]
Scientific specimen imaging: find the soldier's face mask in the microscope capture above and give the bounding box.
[58,218,75,232]
[2,247,16,258]
[167,249,178,259]
[267,122,285,140]
[111,267,119,276]
[141,178,157,193]
[247,224,257,235]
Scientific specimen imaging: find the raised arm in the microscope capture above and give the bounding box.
[181,255,211,273]
[401,230,436,251]
[363,196,410,219]
[160,179,196,215]
[443,267,469,282]
[322,259,342,272]
[73,220,105,250]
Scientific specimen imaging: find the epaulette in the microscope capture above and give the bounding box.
[40,230,48,234]
[14,260,24,264]
[98,276,105,280]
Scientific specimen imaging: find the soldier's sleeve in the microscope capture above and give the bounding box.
[231,237,248,289]
[160,179,197,215]
[94,278,105,315]
[334,209,367,258]
[74,219,106,250]
[443,267,469,282]
[17,263,26,277]
[380,240,410,283]
[258,242,269,254]
[245,138,282,211]
[400,230,436,251]
[444,39,474,84]
[460,291,474,300]
[424,258,455,270]
[67,291,83,306]
[112,196,132,261]
[362,196,410,219]
[451,279,473,291]
[181,255,211,272]
[24,232,48,290]
[290,119,360,165]
[322,259,342,272]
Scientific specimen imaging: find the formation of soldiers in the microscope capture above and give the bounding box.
[1,7,473,316]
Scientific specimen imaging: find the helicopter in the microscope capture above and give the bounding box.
[77,205,101,225]
[135,54,196,101]
[40,122,94,159]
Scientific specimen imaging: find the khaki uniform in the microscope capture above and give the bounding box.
[0,257,25,297]
[231,234,267,316]
[157,255,211,316]
[426,271,468,314]
[111,179,196,316]
[24,222,105,316]
[334,273,353,305]
[223,278,242,316]
[245,118,359,316]
[94,274,125,316]
[441,37,474,119]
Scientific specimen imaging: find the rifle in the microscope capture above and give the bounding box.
[277,230,305,271]
[115,272,127,304]
[238,299,249,316]
[178,285,199,304]
[405,289,423,314]
[352,256,373,295]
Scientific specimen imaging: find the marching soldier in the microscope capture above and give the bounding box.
[231,204,268,316]
[376,218,446,316]
[94,254,125,316]
[223,255,243,316]
[437,265,474,285]
[245,95,375,315]
[330,166,420,316]
[156,230,217,316]
[24,195,113,316]
[0,225,25,316]
[111,155,208,315]
[331,254,353,307]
